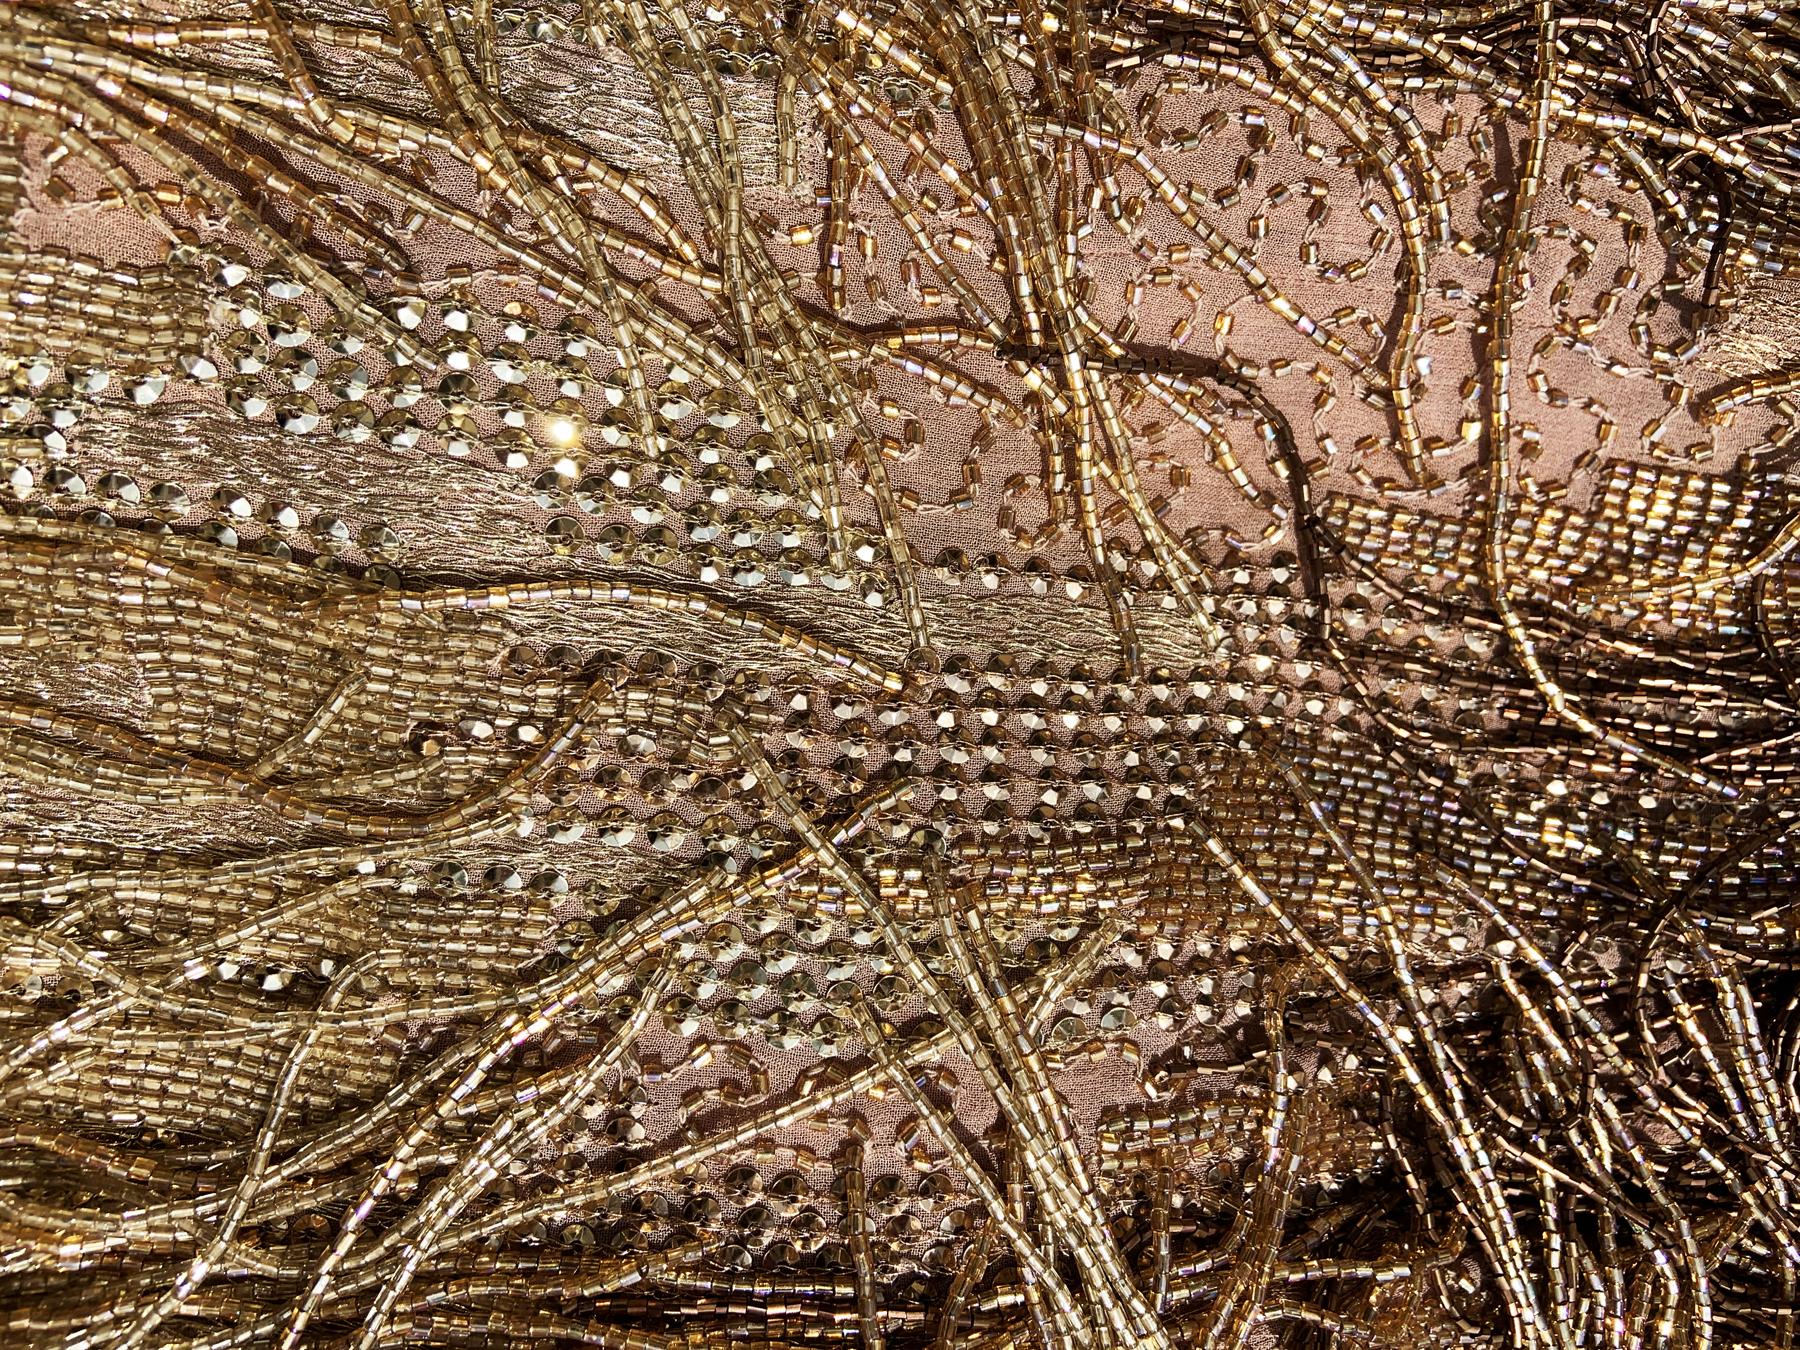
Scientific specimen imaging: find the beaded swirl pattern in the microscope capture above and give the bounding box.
[2,0,1800,1347]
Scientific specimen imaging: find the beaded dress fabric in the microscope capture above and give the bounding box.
[3,0,1800,1346]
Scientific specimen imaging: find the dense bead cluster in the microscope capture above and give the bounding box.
[3,0,1800,1347]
